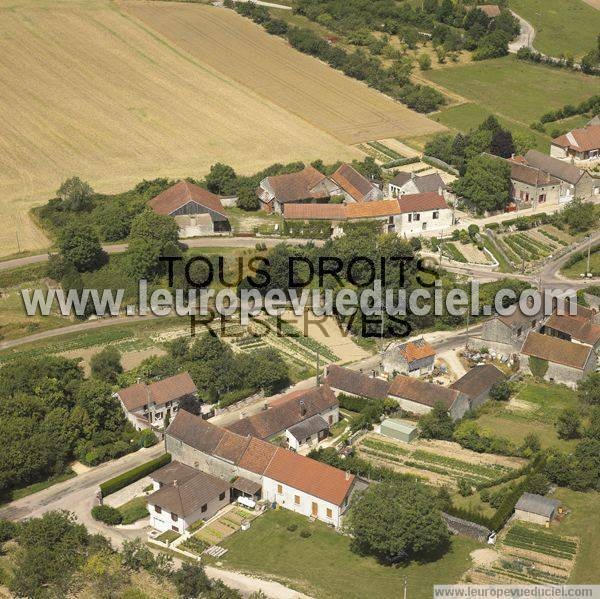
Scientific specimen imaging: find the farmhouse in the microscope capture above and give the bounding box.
[542,310,600,350]
[324,364,391,401]
[166,410,356,527]
[522,150,599,201]
[328,163,383,203]
[382,338,436,377]
[256,166,331,214]
[225,385,339,451]
[388,375,470,421]
[146,461,229,533]
[520,331,597,388]
[469,305,545,354]
[148,181,231,237]
[115,372,197,431]
[449,364,506,409]
[514,493,561,525]
[508,159,561,209]
[388,172,446,199]
[393,192,453,236]
[551,123,600,163]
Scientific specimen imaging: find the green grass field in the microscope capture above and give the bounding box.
[561,248,600,277]
[553,489,600,583]
[510,0,600,58]
[431,103,551,152]
[424,57,599,126]
[213,509,479,599]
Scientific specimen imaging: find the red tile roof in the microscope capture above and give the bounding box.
[545,313,600,346]
[397,192,448,213]
[117,373,197,412]
[552,125,600,153]
[226,386,338,439]
[283,203,347,221]
[264,447,355,506]
[388,375,460,409]
[345,199,402,219]
[330,164,377,203]
[167,410,354,506]
[148,181,226,217]
[521,331,594,370]
[397,339,436,363]
[265,166,328,204]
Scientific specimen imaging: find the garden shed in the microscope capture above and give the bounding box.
[379,418,418,443]
[514,493,561,526]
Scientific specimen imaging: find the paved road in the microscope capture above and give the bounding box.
[0,236,319,271]
[0,445,309,598]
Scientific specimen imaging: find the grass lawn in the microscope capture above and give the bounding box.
[0,469,76,506]
[431,103,551,152]
[212,509,480,599]
[510,0,600,58]
[117,496,149,525]
[552,488,600,583]
[512,379,578,423]
[156,530,180,544]
[424,56,599,126]
[482,237,514,273]
[561,248,600,277]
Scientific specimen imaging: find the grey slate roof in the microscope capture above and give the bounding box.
[515,492,560,518]
[524,150,585,185]
[324,364,390,400]
[390,172,446,193]
[449,365,506,399]
[287,415,329,441]
[151,461,201,487]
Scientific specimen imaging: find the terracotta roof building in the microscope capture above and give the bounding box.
[165,410,356,527]
[551,124,600,161]
[115,373,197,431]
[388,375,470,421]
[329,164,383,203]
[283,203,347,221]
[148,181,230,237]
[543,312,600,348]
[324,364,391,400]
[521,331,597,387]
[225,385,339,449]
[382,338,436,377]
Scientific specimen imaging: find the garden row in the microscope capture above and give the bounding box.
[503,525,577,559]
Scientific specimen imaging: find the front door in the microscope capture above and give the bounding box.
[312,502,318,517]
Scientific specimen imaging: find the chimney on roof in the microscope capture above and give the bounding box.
[345,470,350,481]
[371,369,376,378]
[240,411,246,420]
[173,479,178,488]
[438,186,443,196]
[300,400,307,416]
[410,171,415,180]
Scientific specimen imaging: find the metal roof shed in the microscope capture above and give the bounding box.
[380,418,418,443]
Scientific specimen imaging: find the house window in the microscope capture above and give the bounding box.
[172,513,178,522]
[408,214,412,222]
[294,495,300,505]
[328,414,333,425]
[432,211,439,219]
[413,213,420,221]
[155,506,162,514]
[277,484,283,494]
[326,508,333,518]
[219,492,225,501]
[201,504,207,513]
[172,525,179,532]
[539,194,546,202]
[312,502,318,516]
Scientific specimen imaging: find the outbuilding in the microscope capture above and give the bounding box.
[379,418,418,443]
[514,493,561,526]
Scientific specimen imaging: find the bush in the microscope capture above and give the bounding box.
[0,520,17,543]
[287,523,298,532]
[91,505,123,525]
[100,453,171,497]
[458,479,473,497]
[300,530,312,538]
[138,429,158,448]
[479,489,490,503]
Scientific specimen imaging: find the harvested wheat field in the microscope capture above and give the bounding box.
[0,0,358,257]
[122,1,446,145]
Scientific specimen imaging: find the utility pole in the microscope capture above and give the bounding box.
[316,347,320,388]
[465,308,470,349]
[15,216,21,254]
[586,234,592,276]
[403,576,408,599]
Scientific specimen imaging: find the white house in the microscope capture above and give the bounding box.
[388,172,446,199]
[165,410,356,528]
[392,192,453,236]
[146,461,230,533]
[225,385,339,450]
[551,123,600,163]
[114,372,198,431]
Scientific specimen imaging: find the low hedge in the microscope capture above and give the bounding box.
[382,156,420,169]
[91,505,123,526]
[100,453,171,498]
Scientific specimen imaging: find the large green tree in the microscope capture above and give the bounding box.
[347,480,450,563]
[578,371,600,405]
[58,223,106,272]
[57,177,94,211]
[453,154,511,214]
